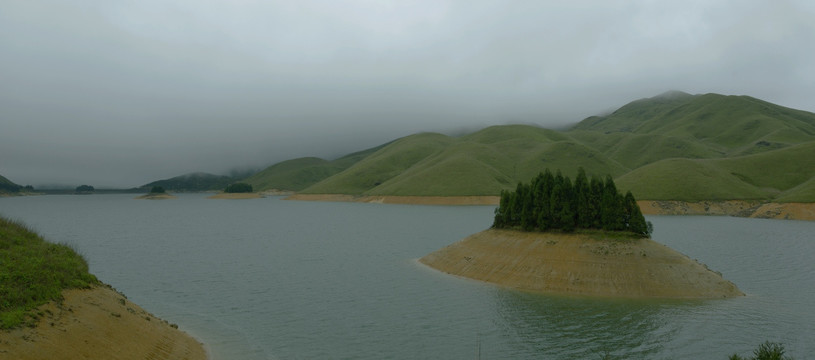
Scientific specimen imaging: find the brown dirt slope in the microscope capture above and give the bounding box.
[420,229,743,299]
[0,285,207,360]
[207,192,262,199]
[638,200,815,221]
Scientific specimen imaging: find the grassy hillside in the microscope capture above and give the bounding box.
[0,174,22,194]
[251,92,815,201]
[245,143,387,192]
[0,217,98,328]
[572,92,815,155]
[141,172,236,192]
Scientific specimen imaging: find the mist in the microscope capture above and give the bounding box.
[2,1,814,187]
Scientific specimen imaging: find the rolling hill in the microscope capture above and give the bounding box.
[140,172,237,192]
[248,91,815,202]
[0,174,25,194]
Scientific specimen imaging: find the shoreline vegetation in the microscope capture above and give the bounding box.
[0,217,206,359]
[285,194,815,221]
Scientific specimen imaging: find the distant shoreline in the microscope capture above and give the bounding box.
[207,192,263,199]
[285,194,815,221]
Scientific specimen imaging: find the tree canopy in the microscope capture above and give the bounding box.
[492,168,652,237]
[224,182,253,193]
[149,186,166,194]
[74,185,94,194]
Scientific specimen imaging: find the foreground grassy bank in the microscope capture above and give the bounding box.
[420,229,743,299]
[0,217,98,328]
[0,216,207,359]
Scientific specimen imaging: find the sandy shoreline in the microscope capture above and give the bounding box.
[0,285,207,360]
[207,192,263,199]
[286,193,501,205]
[134,193,178,200]
[420,229,743,299]
[286,194,815,221]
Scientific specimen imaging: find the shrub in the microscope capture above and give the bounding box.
[730,341,792,360]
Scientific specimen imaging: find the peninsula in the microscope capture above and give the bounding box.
[420,170,743,299]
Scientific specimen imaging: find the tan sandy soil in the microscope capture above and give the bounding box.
[420,229,743,299]
[285,194,500,205]
[0,285,207,360]
[207,192,262,199]
[638,200,815,221]
[258,189,294,196]
[134,193,177,200]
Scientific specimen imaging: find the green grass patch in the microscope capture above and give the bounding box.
[0,216,98,329]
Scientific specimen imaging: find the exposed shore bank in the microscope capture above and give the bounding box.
[286,193,501,205]
[134,193,177,200]
[637,200,815,221]
[420,229,743,299]
[207,192,263,199]
[285,194,815,221]
[0,285,207,360]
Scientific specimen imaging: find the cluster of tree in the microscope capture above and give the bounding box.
[149,186,166,194]
[224,182,253,193]
[493,168,652,237]
[0,183,34,193]
[74,185,95,194]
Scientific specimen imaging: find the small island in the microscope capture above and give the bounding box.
[420,169,743,299]
[208,182,262,199]
[134,186,177,200]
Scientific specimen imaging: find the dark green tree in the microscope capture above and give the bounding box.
[224,182,253,193]
[492,169,650,237]
[149,186,166,194]
[574,168,592,229]
[75,185,94,194]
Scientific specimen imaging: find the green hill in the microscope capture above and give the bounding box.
[0,174,25,194]
[244,143,387,192]
[140,172,236,192]
[251,92,815,202]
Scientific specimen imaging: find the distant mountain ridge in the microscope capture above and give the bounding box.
[241,91,815,202]
[140,172,238,192]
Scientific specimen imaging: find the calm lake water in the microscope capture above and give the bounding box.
[1,194,813,359]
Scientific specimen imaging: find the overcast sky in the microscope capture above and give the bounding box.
[2,0,814,187]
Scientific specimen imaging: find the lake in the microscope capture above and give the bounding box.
[1,194,813,359]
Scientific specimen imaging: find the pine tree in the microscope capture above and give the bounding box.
[491,169,651,237]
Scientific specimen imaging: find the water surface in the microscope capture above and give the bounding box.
[1,194,812,359]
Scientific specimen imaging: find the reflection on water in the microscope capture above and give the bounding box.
[493,291,697,359]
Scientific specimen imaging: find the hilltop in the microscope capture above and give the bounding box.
[248,91,815,203]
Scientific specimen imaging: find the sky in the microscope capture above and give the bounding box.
[2,0,815,188]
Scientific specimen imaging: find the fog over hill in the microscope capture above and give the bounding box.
[2,1,814,187]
